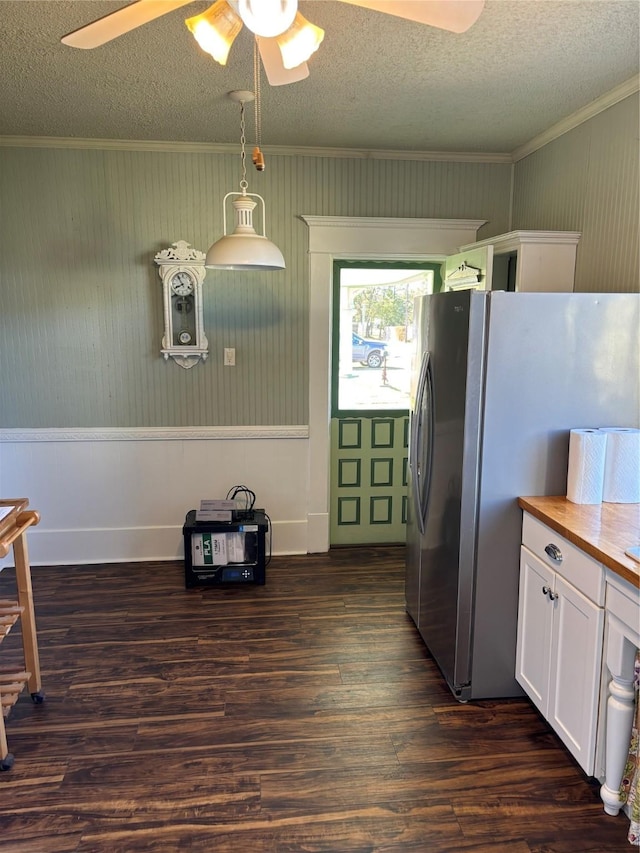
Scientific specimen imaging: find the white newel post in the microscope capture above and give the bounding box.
[600,612,638,816]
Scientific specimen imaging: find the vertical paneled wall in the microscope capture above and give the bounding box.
[512,95,639,293]
[0,146,511,428]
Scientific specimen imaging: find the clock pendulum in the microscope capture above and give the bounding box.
[174,296,193,345]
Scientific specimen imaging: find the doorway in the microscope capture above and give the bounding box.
[329,260,441,545]
[301,215,485,553]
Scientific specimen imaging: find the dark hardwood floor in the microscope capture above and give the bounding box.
[0,546,631,852]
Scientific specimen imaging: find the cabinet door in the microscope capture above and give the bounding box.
[516,547,554,714]
[515,242,578,293]
[547,574,604,775]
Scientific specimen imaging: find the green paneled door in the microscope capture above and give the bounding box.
[328,260,440,546]
[330,415,409,545]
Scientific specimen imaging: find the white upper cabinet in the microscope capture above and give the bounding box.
[445,230,581,293]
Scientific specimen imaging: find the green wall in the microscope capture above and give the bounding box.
[0,146,510,428]
[513,95,639,293]
[2,91,637,430]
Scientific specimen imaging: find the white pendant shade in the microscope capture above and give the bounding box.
[205,234,285,270]
[205,193,285,270]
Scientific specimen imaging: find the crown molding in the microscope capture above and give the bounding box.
[459,230,581,253]
[512,74,640,162]
[0,426,309,442]
[1,76,635,165]
[301,216,486,231]
[0,134,510,163]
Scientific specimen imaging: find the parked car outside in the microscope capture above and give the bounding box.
[352,333,388,368]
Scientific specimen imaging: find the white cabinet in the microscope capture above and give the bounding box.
[445,230,580,292]
[516,513,604,774]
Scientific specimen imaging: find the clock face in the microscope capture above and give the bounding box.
[170,271,195,296]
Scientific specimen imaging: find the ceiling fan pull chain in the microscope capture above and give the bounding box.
[252,37,265,171]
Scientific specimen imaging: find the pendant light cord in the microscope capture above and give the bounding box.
[239,100,248,194]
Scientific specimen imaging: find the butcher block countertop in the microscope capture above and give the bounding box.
[518,496,640,589]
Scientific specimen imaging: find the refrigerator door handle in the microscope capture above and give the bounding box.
[421,353,435,532]
[410,350,434,536]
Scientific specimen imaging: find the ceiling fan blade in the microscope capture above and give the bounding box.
[257,37,309,86]
[61,0,195,49]
[337,0,484,33]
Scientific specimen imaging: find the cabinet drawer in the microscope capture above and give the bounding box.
[522,513,605,606]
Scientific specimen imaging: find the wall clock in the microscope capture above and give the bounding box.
[154,241,208,369]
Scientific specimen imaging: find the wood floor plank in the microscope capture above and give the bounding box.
[131,705,439,756]
[74,802,462,853]
[222,679,447,719]
[260,750,596,811]
[225,634,429,665]
[0,720,140,760]
[0,546,631,852]
[0,826,83,853]
[455,798,630,851]
[392,699,560,764]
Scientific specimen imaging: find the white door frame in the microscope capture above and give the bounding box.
[301,216,486,552]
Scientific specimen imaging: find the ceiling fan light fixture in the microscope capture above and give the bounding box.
[237,0,298,38]
[185,0,242,65]
[276,12,325,70]
[206,194,285,270]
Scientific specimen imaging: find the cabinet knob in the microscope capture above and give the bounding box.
[544,543,563,563]
[548,591,559,602]
[542,585,550,596]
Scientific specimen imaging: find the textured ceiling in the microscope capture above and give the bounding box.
[1,0,639,154]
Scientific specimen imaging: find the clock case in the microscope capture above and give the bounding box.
[154,240,209,369]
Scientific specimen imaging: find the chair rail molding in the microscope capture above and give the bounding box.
[0,426,309,442]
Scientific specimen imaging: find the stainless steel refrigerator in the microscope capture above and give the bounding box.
[405,290,639,701]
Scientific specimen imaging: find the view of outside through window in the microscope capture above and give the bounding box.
[336,266,436,412]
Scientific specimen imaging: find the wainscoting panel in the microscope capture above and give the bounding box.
[0,428,310,567]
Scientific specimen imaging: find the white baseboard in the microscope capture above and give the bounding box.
[1,519,308,567]
[306,512,330,553]
[0,430,317,566]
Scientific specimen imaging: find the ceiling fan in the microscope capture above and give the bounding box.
[61,0,485,86]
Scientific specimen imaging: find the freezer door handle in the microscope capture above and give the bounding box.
[410,350,434,536]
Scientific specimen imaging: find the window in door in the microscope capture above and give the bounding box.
[332,261,442,416]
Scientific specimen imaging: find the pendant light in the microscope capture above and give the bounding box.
[205,89,285,271]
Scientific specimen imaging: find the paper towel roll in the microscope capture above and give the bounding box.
[600,427,640,503]
[566,428,607,504]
